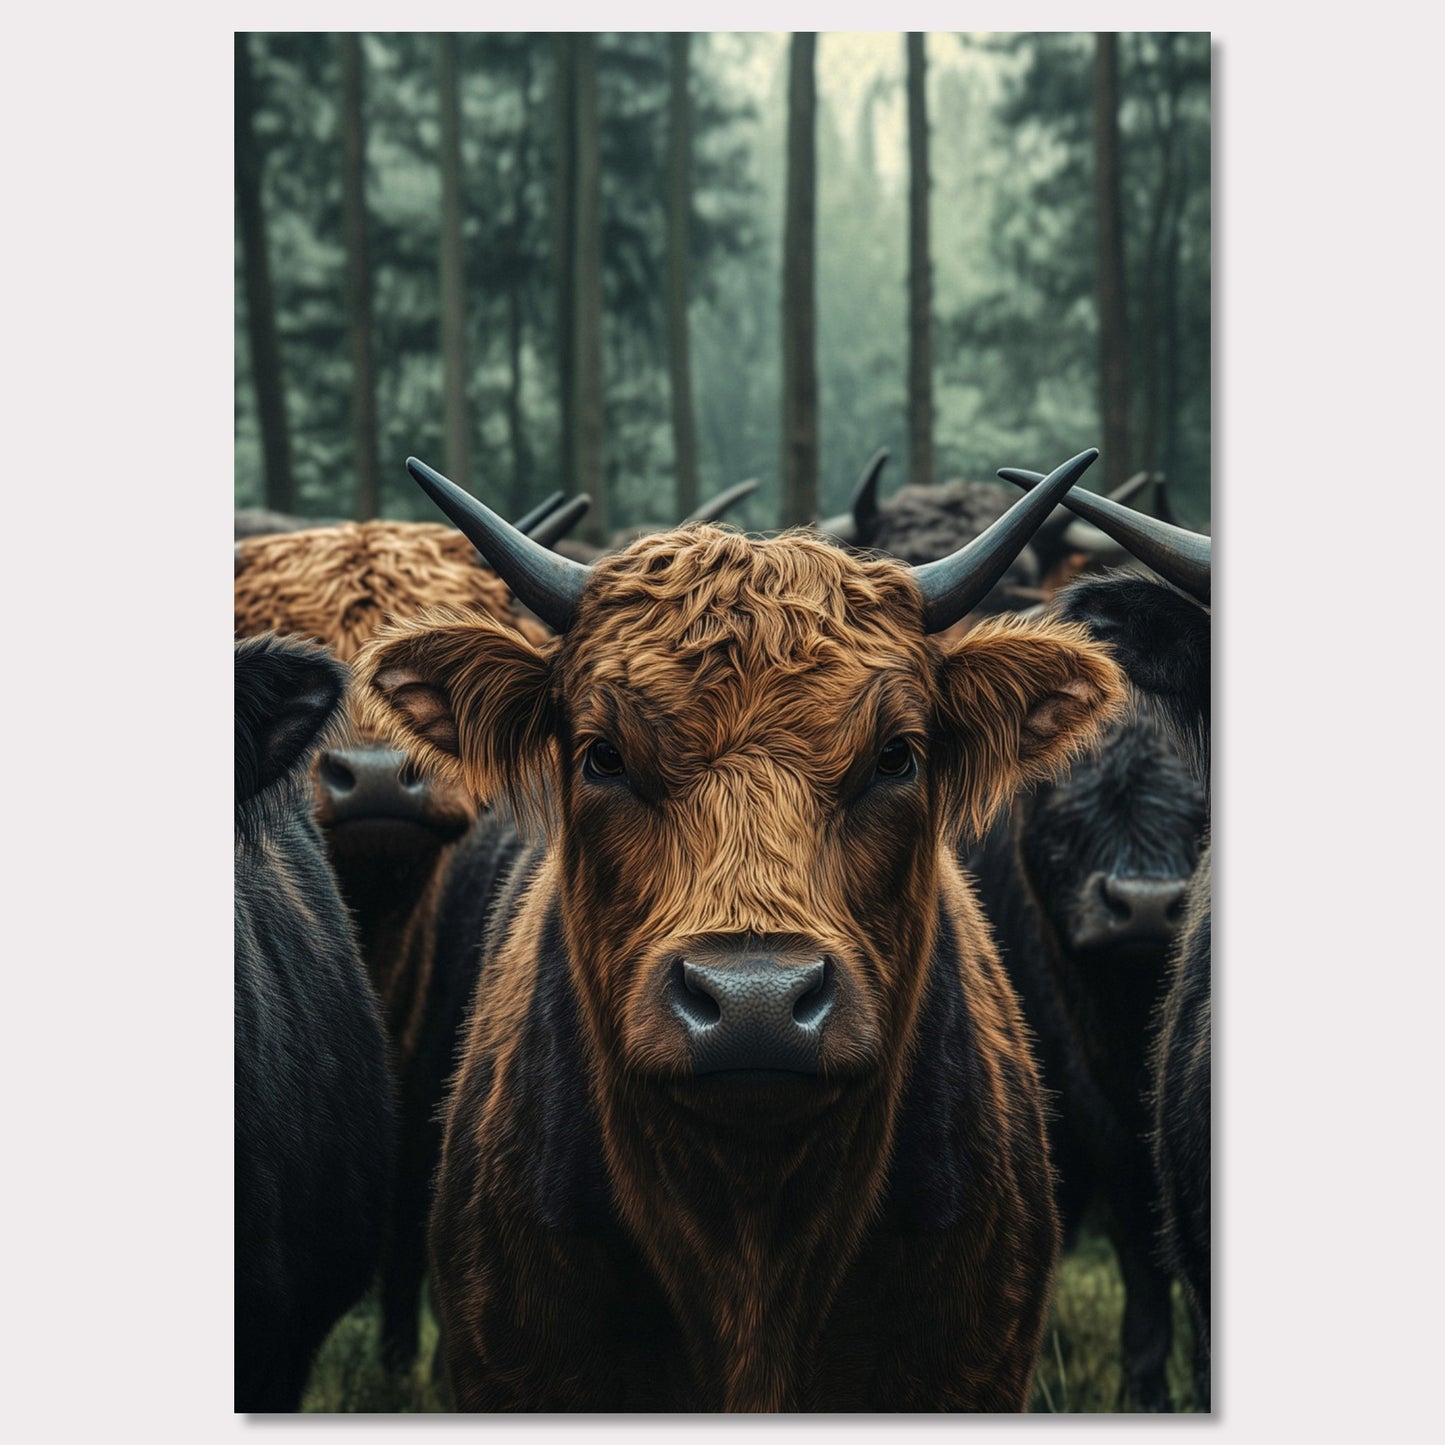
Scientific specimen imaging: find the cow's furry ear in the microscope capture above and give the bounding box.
[352,611,556,818]
[933,617,1128,841]
[1054,573,1210,789]
[235,634,348,805]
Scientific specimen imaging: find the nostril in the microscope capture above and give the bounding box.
[319,754,356,794]
[672,959,721,1029]
[1166,891,1186,924]
[1101,877,1131,924]
[397,758,425,791]
[792,960,834,1029]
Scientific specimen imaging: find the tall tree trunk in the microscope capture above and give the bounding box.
[572,34,607,542]
[1161,145,1188,493]
[506,284,529,516]
[906,32,935,489]
[1139,35,1179,512]
[506,54,534,516]
[1093,32,1132,489]
[666,33,699,518]
[235,33,296,513]
[340,33,382,519]
[552,36,577,504]
[437,33,472,490]
[780,32,818,528]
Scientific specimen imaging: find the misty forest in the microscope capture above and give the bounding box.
[235,31,1209,539]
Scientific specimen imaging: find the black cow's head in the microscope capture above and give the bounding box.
[1013,714,1205,962]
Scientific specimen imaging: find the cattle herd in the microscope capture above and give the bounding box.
[234,445,1213,1413]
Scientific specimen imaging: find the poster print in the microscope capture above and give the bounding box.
[235,30,1211,1413]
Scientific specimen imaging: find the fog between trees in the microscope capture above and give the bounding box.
[235,32,1210,533]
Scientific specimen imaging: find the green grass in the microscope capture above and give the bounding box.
[301,1227,1204,1413]
[301,1291,443,1413]
[1028,1229,1203,1413]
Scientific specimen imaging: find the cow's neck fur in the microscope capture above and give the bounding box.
[326,838,448,1066]
[600,1079,896,1408]
[458,851,1049,1410]
[578,918,939,1411]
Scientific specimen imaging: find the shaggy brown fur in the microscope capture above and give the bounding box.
[353,525,1128,1411]
[234,519,550,661]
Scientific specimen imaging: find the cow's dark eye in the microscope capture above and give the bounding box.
[875,737,915,779]
[584,739,627,780]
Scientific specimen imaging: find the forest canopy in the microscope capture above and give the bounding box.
[235,31,1210,536]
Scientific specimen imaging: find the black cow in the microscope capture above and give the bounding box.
[1001,468,1213,1408]
[965,711,1205,1409]
[818,450,1153,616]
[817,451,1043,613]
[1146,836,1211,1405]
[234,634,396,1411]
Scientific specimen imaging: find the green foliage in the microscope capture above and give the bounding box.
[595,32,761,524]
[1029,1227,1204,1413]
[300,1288,443,1413]
[937,32,1211,522]
[237,31,1210,531]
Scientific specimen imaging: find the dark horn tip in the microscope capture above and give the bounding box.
[913,448,1098,633]
[852,448,889,526]
[402,455,592,631]
[683,478,761,525]
[513,490,568,536]
[996,455,1209,605]
[527,494,592,548]
[995,448,1099,486]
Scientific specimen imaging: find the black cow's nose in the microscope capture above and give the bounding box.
[670,951,834,1074]
[1102,875,1188,934]
[1074,873,1189,949]
[318,747,434,825]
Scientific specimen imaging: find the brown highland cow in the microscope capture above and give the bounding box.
[351,451,1128,1411]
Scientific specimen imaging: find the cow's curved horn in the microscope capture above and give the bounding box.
[997,465,1210,604]
[1037,469,1150,554]
[526,494,591,549]
[512,491,566,536]
[406,457,591,630]
[816,448,890,542]
[684,479,758,525]
[851,448,888,535]
[1061,518,1127,557]
[912,449,1099,633]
